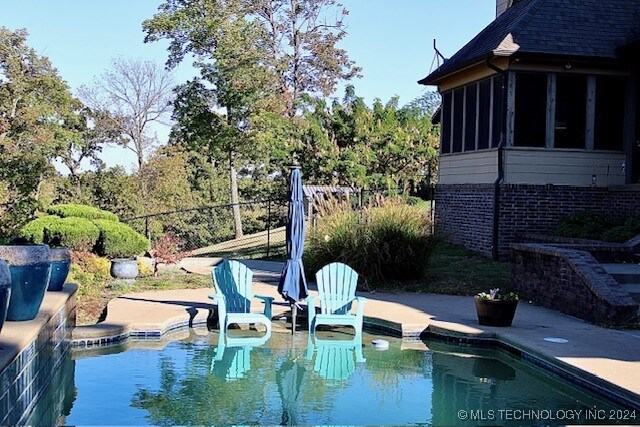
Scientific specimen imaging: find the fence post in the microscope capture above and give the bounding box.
[266,199,272,258]
[145,217,150,241]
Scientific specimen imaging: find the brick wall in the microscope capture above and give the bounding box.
[499,185,640,257]
[436,184,640,259]
[511,243,638,326]
[434,184,495,258]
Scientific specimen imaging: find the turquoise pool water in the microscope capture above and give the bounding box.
[28,326,631,426]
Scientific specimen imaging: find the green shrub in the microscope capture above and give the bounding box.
[19,215,61,244]
[406,196,429,206]
[304,197,435,288]
[44,217,100,251]
[67,251,111,291]
[94,219,149,258]
[553,211,640,243]
[47,203,119,222]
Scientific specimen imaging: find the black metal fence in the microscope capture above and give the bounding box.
[123,199,289,260]
[122,185,436,261]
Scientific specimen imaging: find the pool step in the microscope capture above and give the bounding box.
[601,264,640,315]
[601,263,640,284]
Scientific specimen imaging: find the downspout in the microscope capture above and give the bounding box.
[486,56,507,261]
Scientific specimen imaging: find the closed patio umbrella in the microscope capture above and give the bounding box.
[278,166,308,332]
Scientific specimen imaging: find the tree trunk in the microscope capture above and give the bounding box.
[229,148,243,238]
[209,155,216,203]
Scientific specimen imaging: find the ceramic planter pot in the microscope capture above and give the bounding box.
[0,260,11,335]
[474,298,518,327]
[110,258,138,280]
[48,248,71,291]
[0,245,51,321]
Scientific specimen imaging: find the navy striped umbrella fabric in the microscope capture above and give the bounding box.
[278,168,309,306]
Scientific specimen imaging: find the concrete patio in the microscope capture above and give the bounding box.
[70,261,640,410]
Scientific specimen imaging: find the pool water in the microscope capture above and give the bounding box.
[28,326,629,426]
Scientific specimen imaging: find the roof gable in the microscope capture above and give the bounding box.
[420,0,640,85]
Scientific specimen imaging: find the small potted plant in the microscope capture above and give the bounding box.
[474,288,519,327]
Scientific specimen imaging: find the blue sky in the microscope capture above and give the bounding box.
[2,0,495,171]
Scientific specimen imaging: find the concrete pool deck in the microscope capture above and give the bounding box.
[70,275,640,409]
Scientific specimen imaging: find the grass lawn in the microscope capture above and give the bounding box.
[76,270,211,326]
[399,242,510,295]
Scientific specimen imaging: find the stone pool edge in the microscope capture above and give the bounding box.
[0,283,77,425]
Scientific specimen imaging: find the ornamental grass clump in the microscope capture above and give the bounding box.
[304,195,435,288]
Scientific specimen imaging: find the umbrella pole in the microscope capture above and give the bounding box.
[291,303,297,334]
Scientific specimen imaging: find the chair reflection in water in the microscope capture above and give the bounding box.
[305,332,366,381]
[210,333,271,381]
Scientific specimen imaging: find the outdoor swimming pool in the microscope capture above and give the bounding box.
[26,326,630,426]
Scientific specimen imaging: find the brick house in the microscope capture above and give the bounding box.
[420,0,640,260]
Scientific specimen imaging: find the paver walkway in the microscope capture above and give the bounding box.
[72,274,640,408]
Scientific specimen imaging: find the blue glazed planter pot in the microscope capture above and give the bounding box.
[0,245,51,321]
[49,248,71,292]
[0,260,11,335]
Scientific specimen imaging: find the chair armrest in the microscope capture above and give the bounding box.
[208,293,225,302]
[254,294,274,319]
[306,296,317,325]
[209,293,226,327]
[354,296,367,317]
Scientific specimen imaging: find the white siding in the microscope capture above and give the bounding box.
[438,150,499,184]
[504,149,626,186]
[496,0,510,17]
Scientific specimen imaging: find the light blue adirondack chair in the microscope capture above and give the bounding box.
[210,333,271,381]
[209,260,273,335]
[306,262,367,334]
[305,333,365,381]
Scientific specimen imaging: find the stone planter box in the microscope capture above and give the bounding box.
[110,258,138,280]
[48,248,71,292]
[0,245,51,321]
[0,260,11,335]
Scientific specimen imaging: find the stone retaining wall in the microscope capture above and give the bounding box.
[511,244,638,326]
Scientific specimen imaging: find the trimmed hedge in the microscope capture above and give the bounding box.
[44,217,100,252]
[47,204,119,222]
[93,219,149,258]
[19,215,61,244]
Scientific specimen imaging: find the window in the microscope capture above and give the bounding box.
[595,76,625,151]
[514,73,547,147]
[478,79,491,149]
[555,75,587,149]
[441,92,452,154]
[464,84,477,151]
[492,75,505,147]
[452,88,464,153]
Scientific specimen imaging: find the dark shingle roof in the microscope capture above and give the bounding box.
[420,0,640,85]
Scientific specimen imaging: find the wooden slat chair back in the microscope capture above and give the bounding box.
[316,262,358,315]
[212,260,253,314]
[307,262,367,334]
[209,260,273,336]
